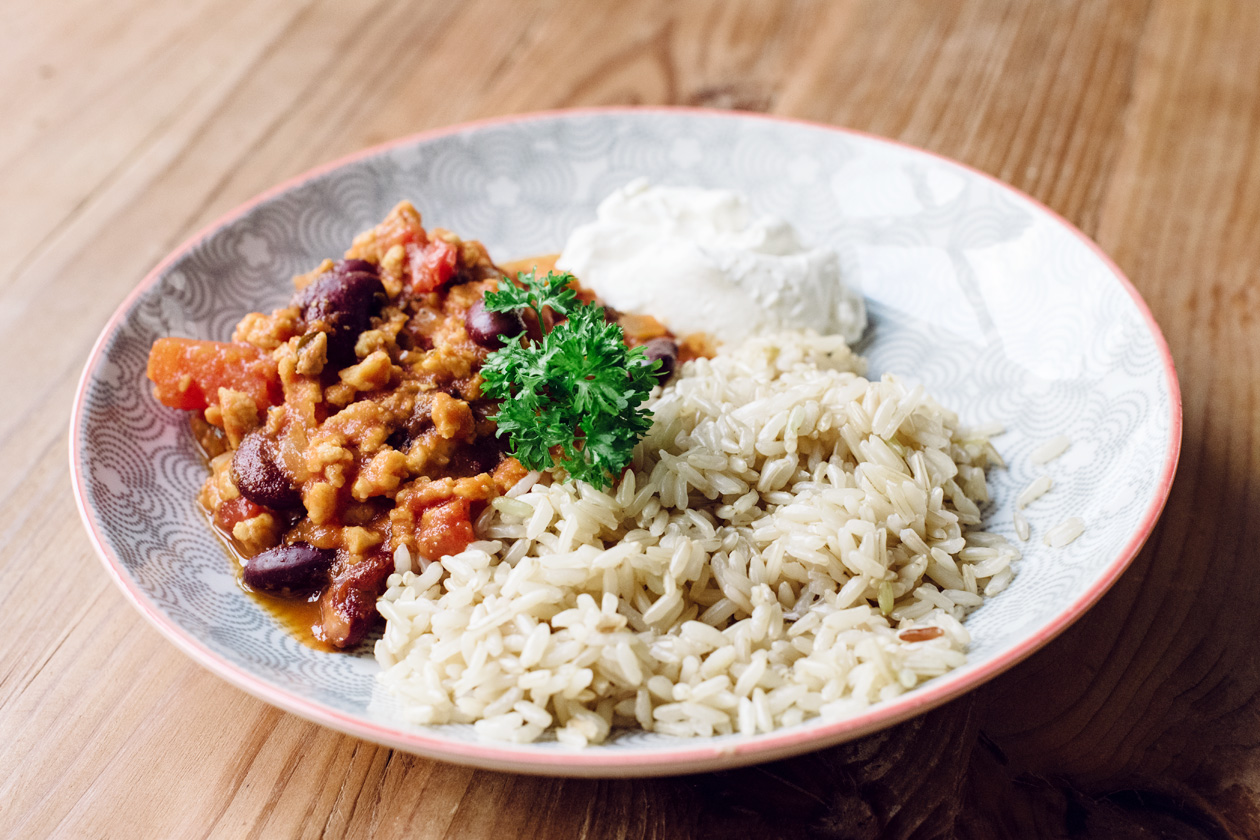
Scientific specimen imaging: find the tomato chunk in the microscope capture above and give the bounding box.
[147,337,281,411]
[407,239,458,293]
[212,496,268,533]
[415,497,475,560]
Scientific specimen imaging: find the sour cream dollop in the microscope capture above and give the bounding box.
[556,179,866,345]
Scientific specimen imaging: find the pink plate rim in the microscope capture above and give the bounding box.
[69,106,1183,777]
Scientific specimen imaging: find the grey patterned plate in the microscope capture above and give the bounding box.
[70,108,1181,776]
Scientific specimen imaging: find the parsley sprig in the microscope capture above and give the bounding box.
[480,270,659,490]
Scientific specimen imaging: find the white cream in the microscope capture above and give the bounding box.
[556,179,866,345]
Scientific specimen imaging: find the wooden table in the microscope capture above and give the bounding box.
[5,1,1256,836]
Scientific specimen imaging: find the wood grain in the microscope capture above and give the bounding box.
[3,0,1257,836]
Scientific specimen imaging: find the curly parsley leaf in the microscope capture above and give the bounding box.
[480,271,659,490]
[483,268,578,326]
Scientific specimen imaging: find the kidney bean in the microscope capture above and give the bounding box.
[464,297,525,349]
[336,258,376,276]
[296,261,385,365]
[641,337,678,382]
[242,542,335,593]
[319,550,394,647]
[386,396,435,452]
[231,431,301,510]
[448,434,507,476]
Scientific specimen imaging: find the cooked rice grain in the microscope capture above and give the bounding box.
[1044,516,1086,548]
[1013,510,1030,542]
[375,331,1016,744]
[1016,475,1053,509]
[1031,435,1072,465]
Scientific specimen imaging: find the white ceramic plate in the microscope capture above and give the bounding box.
[71,108,1180,776]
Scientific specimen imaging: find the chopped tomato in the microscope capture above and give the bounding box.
[147,337,281,411]
[415,497,475,560]
[213,496,267,533]
[407,239,458,293]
